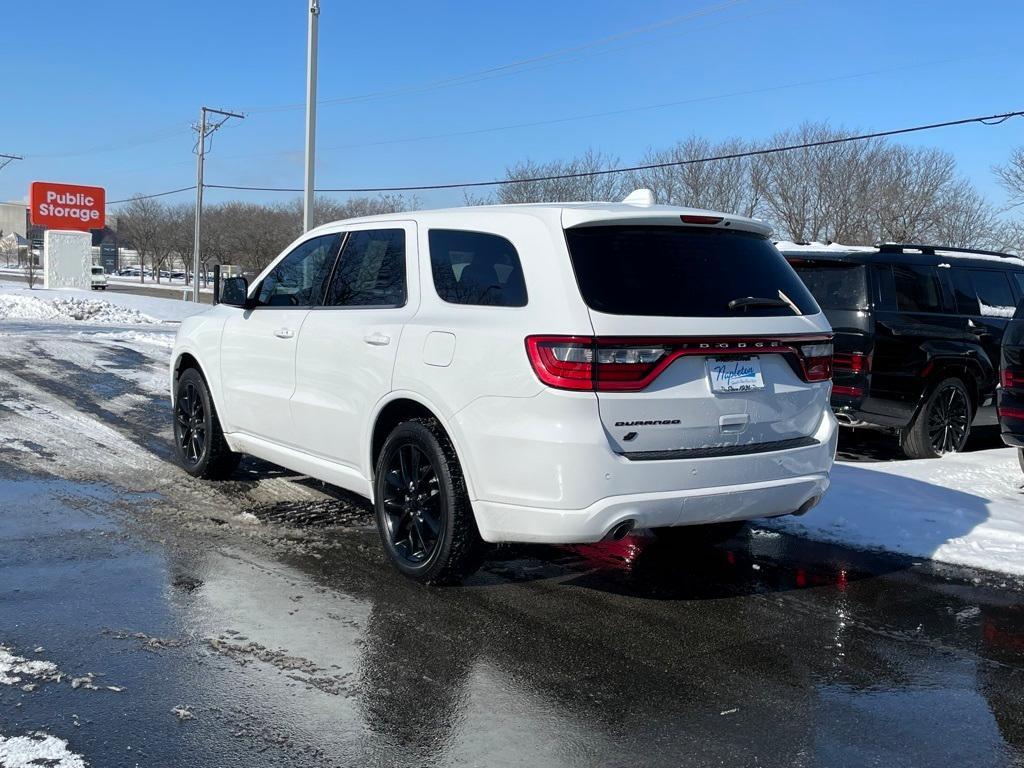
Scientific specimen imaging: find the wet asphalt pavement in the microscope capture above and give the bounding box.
[1,321,1023,767]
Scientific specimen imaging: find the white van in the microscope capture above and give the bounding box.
[170,192,838,583]
[90,266,107,290]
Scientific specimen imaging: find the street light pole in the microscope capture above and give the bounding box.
[191,106,244,302]
[303,0,320,233]
[192,107,207,303]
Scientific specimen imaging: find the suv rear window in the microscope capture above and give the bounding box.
[789,262,868,310]
[564,226,819,317]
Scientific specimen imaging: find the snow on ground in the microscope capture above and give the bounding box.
[0,732,87,768]
[772,449,1024,576]
[0,646,59,687]
[0,283,208,323]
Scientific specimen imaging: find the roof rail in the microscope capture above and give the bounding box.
[876,242,1014,259]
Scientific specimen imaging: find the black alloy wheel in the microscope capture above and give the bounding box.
[175,380,207,467]
[172,367,240,479]
[373,418,484,584]
[927,383,971,455]
[381,443,443,564]
[903,377,973,459]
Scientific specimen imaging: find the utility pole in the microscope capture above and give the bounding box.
[303,0,320,232]
[192,106,244,302]
[0,153,22,173]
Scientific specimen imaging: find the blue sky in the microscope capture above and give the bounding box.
[2,0,1023,211]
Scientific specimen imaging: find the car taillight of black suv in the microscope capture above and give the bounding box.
[998,298,1024,472]
[781,242,1024,459]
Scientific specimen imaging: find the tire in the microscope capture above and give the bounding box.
[374,418,483,584]
[172,367,240,479]
[651,521,745,546]
[902,377,973,459]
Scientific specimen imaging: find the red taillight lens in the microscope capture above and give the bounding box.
[1001,366,1024,390]
[527,335,833,390]
[525,336,669,391]
[834,352,871,375]
[525,336,593,390]
[799,342,833,382]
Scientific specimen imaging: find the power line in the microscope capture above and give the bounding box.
[108,186,197,205]
[202,109,1024,194]
[0,153,22,173]
[245,0,751,113]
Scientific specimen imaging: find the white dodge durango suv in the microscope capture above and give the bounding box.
[170,192,837,583]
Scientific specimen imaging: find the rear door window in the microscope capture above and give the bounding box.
[969,269,1016,317]
[789,262,868,310]
[324,229,406,308]
[893,265,944,313]
[564,226,818,317]
[949,268,980,315]
[429,230,527,307]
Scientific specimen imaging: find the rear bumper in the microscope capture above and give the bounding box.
[473,473,829,544]
[454,391,837,543]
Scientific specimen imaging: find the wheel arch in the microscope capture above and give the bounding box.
[916,357,987,416]
[367,392,477,501]
[171,350,215,407]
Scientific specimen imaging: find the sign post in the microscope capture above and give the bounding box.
[30,182,106,291]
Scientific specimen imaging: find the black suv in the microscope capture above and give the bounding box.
[780,243,1024,459]
[999,299,1024,472]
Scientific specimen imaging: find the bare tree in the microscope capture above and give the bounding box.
[495,150,629,204]
[994,147,1024,209]
[630,136,762,216]
[928,180,998,249]
[116,196,167,283]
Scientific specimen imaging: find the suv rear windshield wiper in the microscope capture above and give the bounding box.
[727,295,798,313]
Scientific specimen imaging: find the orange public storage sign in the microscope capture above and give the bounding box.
[30,181,105,231]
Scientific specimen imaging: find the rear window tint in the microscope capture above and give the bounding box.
[429,230,527,307]
[949,268,980,315]
[893,265,944,313]
[565,226,819,317]
[790,262,867,310]
[969,269,1015,317]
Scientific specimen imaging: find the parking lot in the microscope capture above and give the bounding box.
[1,317,1022,767]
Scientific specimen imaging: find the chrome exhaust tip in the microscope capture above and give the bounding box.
[605,519,636,541]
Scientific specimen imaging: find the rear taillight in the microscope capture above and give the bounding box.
[524,336,594,391]
[526,335,831,391]
[525,337,668,392]
[834,352,871,375]
[798,342,833,382]
[1000,366,1024,390]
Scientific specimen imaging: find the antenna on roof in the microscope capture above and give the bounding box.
[621,189,655,206]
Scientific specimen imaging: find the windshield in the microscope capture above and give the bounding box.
[790,262,868,311]
[564,225,820,317]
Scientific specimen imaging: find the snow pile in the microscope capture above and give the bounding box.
[0,294,157,325]
[772,448,1024,576]
[0,646,59,686]
[0,732,87,768]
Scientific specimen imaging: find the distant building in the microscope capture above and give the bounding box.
[0,201,28,239]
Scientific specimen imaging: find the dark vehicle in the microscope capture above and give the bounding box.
[781,242,1024,459]
[998,298,1024,472]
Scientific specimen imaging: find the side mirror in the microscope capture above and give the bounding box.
[220,276,251,308]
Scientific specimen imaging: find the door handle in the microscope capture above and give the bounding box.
[274,328,294,339]
[364,332,391,346]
